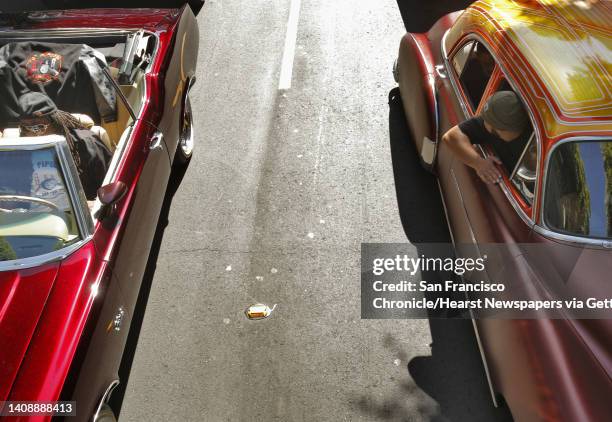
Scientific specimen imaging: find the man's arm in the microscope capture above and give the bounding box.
[441,125,502,184]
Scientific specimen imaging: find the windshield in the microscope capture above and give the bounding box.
[0,146,80,261]
[544,140,612,239]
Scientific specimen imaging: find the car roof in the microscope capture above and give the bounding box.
[445,0,612,146]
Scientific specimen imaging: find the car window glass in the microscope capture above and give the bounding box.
[544,141,612,239]
[452,41,474,75]
[0,147,80,261]
[454,41,495,110]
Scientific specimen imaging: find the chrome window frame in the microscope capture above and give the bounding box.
[510,132,535,180]
[452,41,476,79]
[537,136,612,248]
[0,136,93,271]
[0,28,134,39]
[441,30,540,229]
[509,132,537,205]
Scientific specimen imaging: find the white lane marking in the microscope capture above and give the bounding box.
[278,0,302,90]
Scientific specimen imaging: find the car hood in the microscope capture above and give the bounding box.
[0,1,204,15]
[0,240,102,404]
[0,262,60,401]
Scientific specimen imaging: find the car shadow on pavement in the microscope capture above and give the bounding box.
[108,159,191,418]
[385,87,513,422]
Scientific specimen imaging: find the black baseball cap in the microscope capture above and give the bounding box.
[481,91,529,132]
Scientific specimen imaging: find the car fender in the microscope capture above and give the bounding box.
[397,32,439,171]
[155,5,199,165]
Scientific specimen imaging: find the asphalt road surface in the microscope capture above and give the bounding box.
[116,1,512,421]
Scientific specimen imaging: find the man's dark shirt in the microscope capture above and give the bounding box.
[70,129,112,200]
[458,116,528,173]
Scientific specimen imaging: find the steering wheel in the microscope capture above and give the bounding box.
[0,195,60,212]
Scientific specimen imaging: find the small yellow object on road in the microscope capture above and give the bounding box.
[245,303,276,320]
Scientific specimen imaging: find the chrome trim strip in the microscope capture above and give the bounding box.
[135,30,158,119]
[538,136,612,247]
[439,172,498,406]
[434,64,447,79]
[92,379,120,422]
[433,79,441,142]
[0,238,91,272]
[0,28,135,37]
[186,76,197,99]
[441,32,540,228]
[56,140,94,237]
[436,179,455,246]
[441,30,470,120]
[510,132,535,180]
[0,138,58,149]
[89,124,134,220]
[469,308,499,407]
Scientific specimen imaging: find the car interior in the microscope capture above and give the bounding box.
[0,30,157,259]
[0,30,156,148]
[453,40,495,111]
[452,40,537,205]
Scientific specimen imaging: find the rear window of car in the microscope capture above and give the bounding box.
[544,140,612,239]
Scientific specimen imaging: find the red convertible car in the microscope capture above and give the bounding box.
[0,2,202,421]
[394,0,611,421]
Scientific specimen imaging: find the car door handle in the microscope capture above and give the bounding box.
[149,131,164,151]
[435,64,447,79]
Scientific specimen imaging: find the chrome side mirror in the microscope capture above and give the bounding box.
[513,165,536,202]
[515,165,536,183]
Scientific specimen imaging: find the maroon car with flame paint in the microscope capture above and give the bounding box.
[394,1,611,421]
[0,2,201,421]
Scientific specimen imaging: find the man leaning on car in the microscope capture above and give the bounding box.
[441,91,530,184]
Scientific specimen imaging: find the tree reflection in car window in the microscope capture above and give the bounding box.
[544,141,612,239]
